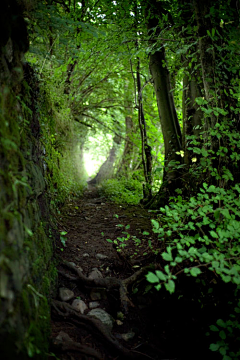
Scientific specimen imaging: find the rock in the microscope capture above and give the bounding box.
[59,287,74,302]
[96,253,108,260]
[56,331,73,342]
[88,268,103,280]
[88,309,113,331]
[83,253,90,258]
[121,332,135,341]
[89,301,100,309]
[71,299,87,314]
[68,261,76,267]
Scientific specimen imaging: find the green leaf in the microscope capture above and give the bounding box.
[219,347,227,356]
[219,330,226,340]
[162,252,173,261]
[222,275,231,283]
[210,325,219,332]
[190,267,202,277]
[156,270,167,281]
[165,280,175,294]
[223,356,232,360]
[146,272,159,283]
[151,219,159,230]
[210,343,220,351]
[210,230,218,238]
[216,319,226,328]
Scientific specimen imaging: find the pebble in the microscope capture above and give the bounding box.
[71,299,88,314]
[88,268,103,280]
[59,287,74,302]
[88,309,113,331]
[96,253,108,260]
[56,331,73,342]
[83,253,90,258]
[68,261,76,267]
[121,332,135,341]
[89,301,100,309]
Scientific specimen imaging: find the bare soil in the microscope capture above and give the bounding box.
[49,185,222,360]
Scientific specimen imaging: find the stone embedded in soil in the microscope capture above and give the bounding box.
[88,309,113,331]
[89,301,100,309]
[83,253,90,258]
[121,332,135,341]
[68,261,76,267]
[96,253,108,260]
[56,331,73,342]
[88,268,103,280]
[59,287,74,302]
[72,299,88,314]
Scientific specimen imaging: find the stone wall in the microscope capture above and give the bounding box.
[0,1,57,358]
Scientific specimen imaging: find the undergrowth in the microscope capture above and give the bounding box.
[99,177,143,204]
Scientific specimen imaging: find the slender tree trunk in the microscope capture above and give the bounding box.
[144,1,182,207]
[117,115,134,177]
[136,58,152,201]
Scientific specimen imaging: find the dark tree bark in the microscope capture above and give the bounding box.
[136,58,152,201]
[144,0,182,207]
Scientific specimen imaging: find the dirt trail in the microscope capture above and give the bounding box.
[49,186,222,360]
[50,186,163,360]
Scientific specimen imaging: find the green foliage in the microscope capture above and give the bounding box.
[208,299,240,360]
[148,183,240,287]
[60,231,67,249]
[100,178,143,204]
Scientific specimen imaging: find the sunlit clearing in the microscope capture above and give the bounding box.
[84,152,106,176]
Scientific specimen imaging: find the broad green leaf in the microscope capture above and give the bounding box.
[190,267,202,277]
[146,272,159,283]
[162,252,173,261]
[210,230,218,238]
[210,325,219,332]
[165,280,175,294]
[156,270,167,281]
[216,319,226,328]
[219,330,226,340]
[151,219,159,231]
[210,343,220,351]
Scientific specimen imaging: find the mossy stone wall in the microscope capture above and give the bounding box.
[0,1,57,358]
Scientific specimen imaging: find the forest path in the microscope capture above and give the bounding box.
[50,185,164,360]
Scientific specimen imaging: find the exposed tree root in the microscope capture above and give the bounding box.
[53,331,103,359]
[59,261,158,314]
[52,300,147,359]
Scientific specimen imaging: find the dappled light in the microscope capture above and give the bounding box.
[83,151,106,177]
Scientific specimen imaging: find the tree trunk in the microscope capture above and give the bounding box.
[144,1,182,207]
[117,115,134,177]
[136,58,152,201]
